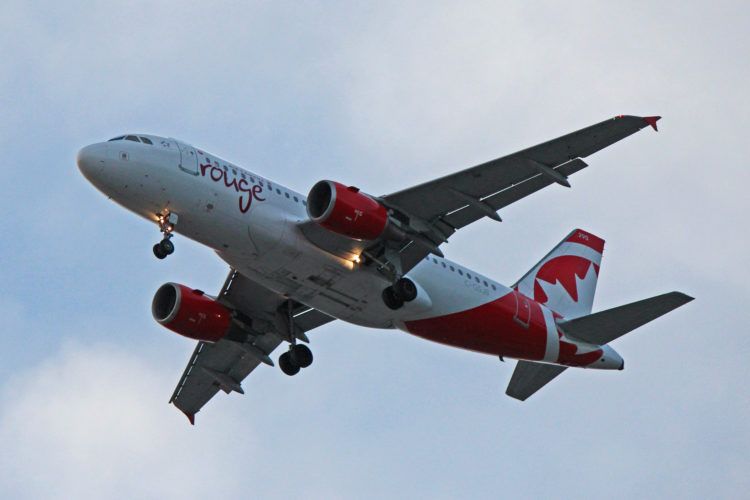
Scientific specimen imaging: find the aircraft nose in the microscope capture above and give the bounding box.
[76,143,107,180]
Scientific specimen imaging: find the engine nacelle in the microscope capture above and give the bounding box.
[152,283,232,342]
[307,180,389,241]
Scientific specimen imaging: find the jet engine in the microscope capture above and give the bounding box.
[307,180,389,241]
[152,283,232,342]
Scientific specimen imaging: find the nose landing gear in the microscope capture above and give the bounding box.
[382,277,418,310]
[153,239,174,259]
[153,212,178,259]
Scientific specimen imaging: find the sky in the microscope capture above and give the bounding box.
[1,1,749,498]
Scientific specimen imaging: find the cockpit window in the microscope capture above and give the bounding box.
[140,137,153,145]
[125,135,140,142]
[108,136,125,142]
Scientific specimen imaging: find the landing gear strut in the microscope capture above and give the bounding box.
[153,212,177,259]
[278,300,314,376]
[382,277,418,310]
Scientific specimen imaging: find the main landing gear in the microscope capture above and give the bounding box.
[279,344,313,376]
[382,277,418,310]
[278,300,314,376]
[153,212,177,260]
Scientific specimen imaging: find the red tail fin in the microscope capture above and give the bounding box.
[513,229,604,318]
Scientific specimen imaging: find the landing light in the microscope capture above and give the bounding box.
[353,255,361,264]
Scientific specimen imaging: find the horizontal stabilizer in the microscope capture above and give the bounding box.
[556,291,693,346]
[506,360,567,401]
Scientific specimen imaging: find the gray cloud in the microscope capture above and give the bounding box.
[1,1,749,499]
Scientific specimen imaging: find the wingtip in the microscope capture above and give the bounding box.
[180,409,195,425]
[643,116,661,131]
[505,389,528,401]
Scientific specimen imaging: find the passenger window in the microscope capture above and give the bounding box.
[458,270,463,276]
[449,265,454,272]
[467,273,472,279]
[140,137,153,145]
[302,200,307,206]
[108,136,125,141]
[475,277,480,283]
[483,280,488,287]
[441,262,446,268]
[491,285,496,291]
[276,189,281,194]
[232,168,237,175]
[293,196,298,202]
[285,192,290,198]
[223,165,228,171]
[125,135,140,142]
[241,173,246,179]
[432,258,437,264]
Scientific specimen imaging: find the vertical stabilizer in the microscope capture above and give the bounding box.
[513,229,604,318]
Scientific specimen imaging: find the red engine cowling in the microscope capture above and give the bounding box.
[152,283,232,342]
[307,180,389,241]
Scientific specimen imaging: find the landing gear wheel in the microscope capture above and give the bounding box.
[290,344,313,368]
[153,243,167,259]
[394,278,418,302]
[279,351,300,376]
[382,286,404,310]
[159,239,174,255]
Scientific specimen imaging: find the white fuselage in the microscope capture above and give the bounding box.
[77,135,508,328]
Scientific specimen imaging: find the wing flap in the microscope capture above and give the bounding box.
[169,334,283,418]
[556,291,694,346]
[506,360,567,401]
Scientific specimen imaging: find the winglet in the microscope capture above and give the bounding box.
[643,116,661,131]
[180,409,195,425]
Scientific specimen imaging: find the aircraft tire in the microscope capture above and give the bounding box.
[382,286,404,310]
[394,278,418,302]
[279,351,300,376]
[160,239,174,255]
[290,344,313,368]
[153,243,167,259]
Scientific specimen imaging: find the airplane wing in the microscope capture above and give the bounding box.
[378,115,661,273]
[168,269,335,424]
[505,360,567,401]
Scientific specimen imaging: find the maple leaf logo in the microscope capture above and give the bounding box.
[534,258,599,318]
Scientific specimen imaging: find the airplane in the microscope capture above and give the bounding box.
[77,115,692,424]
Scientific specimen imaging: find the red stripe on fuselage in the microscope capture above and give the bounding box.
[404,291,547,361]
[403,290,602,366]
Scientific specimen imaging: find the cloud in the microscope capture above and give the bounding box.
[2,1,750,499]
[0,342,259,499]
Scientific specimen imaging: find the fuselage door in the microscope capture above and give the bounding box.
[514,291,531,328]
[175,140,199,175]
